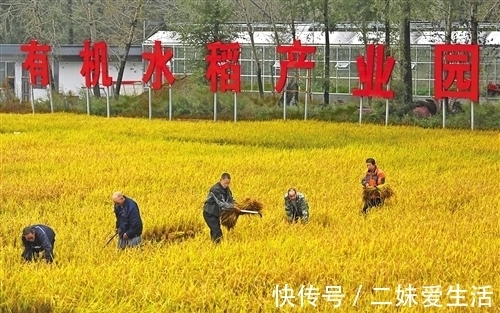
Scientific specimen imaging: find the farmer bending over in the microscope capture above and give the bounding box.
[284,188,309,224]
[112,191,143,249]
[21,224,56,263]
[361,158,386,214]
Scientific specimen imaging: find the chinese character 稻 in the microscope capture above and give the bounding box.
[205,41,241,93]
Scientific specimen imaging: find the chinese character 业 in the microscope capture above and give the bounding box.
[275,39,316,93]
[21,39,51,86]
[142,40,175,90]
[352,44,395,99]
[205,41,241,93]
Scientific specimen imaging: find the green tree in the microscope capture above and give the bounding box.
[172,0,239,74]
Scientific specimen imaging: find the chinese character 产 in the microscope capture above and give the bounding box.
[275,39,316,93]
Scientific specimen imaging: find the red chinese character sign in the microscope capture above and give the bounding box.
[275,40,316,93]
[21,39,51,87]
[205,41,242,122]
[205,41,241,93]
[352,44,395,99]
[21,39,54,113]
[142,40,175,90]
[79,40,113,88]
[79,40,113,116]
[434,44,479,102]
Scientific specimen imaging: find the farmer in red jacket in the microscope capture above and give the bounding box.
[361,158,386,214]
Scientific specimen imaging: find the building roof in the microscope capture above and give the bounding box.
[0,44,143,57]
[143,26,500,46]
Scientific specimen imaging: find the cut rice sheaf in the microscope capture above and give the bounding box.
[142,225,199,243]
[220,198,263,231]
[362,184,395,203]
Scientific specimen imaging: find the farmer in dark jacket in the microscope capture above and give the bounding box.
[284,188,310,224]
[21,224,56,263]
[203,172,237,243]
[112,191,143,249]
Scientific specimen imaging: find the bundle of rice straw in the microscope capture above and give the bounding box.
[142,225,199,243]
[362,184,395,203]
[220,198,263,231]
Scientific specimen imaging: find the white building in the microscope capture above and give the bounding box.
[143,24,499,46]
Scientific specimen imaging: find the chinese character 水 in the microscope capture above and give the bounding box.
[142,40,175,90]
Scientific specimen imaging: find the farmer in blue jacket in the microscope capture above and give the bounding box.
[112,191,143,249]
[21,224,56,263]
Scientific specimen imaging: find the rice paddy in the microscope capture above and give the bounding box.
[0,113,499,312]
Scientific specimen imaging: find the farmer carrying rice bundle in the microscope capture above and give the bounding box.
[361,158,394,215]
[202,173,235,244]
[202,172,262,244]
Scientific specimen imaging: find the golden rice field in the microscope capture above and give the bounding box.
[0,113,499,313]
